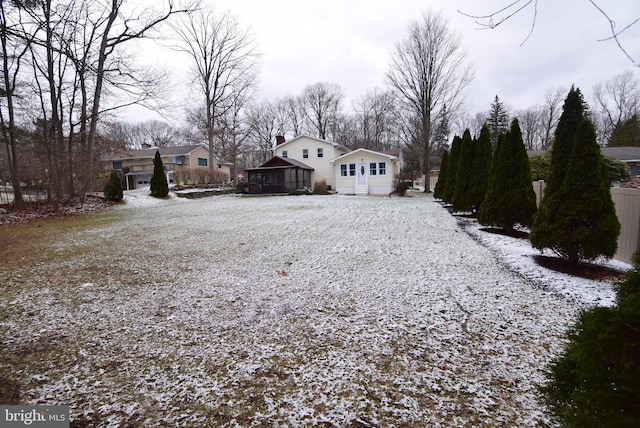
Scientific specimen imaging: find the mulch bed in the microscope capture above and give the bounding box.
[479,227,530,240]
[534,255,627,282]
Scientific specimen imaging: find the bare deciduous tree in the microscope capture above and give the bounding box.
[301,82,344,140]
[352,88,398,151]
[0,0,33,208]
[517,106,543,150]
[172,8,259,172]
[540,87,566,149]
[4,0,193,206]
[459,1,639,67]
[387,9,473,192]
[592,70,640,144]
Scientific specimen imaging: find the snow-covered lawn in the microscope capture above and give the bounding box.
[0,190,627,426]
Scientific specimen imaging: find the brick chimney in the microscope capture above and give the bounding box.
[276,135,286,146]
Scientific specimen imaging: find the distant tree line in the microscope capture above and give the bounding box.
[2,2,639,209]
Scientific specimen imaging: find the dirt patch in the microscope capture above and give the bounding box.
[479,227,530,240]
[534,255,626,282]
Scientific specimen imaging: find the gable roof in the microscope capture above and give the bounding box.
[275,134,349,153]
[330,148,399,163]
[246,156,314,171]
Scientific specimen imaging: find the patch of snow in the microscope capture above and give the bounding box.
[457,217,629,309]
[0,191,629,426]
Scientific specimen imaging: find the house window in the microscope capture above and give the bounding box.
[317,148,324,158]
[303,149,309,159]
[378,162,386,175]
[349,163,356,176]
[112,161,122,170]
[170,156,181,164]
[369,162,377,175]
[198,157,208,167]
[340,164,347,177]
[282,150,288,158]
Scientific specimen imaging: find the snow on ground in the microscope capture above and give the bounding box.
[457,217,630,309]
[0,190,626,426]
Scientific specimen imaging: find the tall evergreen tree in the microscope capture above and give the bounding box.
[452,129,474,212]
[433,149,449,200]
[544,119,620,263]
[487,95,509,149]
[608,114,640,147]
[443,135,462,204]
[531,87,587,253]
[469,124,492,213]
[478,119,537,233]
[150,150,169,197]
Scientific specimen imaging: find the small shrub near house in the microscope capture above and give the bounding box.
[104,170,123,202]
[313,178,329,195]
[394,177,408,196]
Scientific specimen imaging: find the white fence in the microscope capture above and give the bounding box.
[533,181,640,265]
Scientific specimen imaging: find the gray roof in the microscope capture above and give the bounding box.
[528,146,640,162]
[600,147,640,161]
[125,145,205,159]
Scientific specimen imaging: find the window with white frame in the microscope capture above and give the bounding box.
[340,164,347,177]
[349,163,356,176]
[302,149,309,159]
[198,157,208,167]
[378,162,386,175]
[282,150,288,158]
[317,148,324,158]
[369,162,377,175]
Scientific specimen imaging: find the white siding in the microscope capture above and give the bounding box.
[274,136,347,190]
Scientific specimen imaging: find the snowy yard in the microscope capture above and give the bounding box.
[0,190,627,426]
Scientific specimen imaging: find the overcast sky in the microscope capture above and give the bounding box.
[130,0,639,122]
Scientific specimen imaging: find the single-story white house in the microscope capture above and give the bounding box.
[331,148,401,195]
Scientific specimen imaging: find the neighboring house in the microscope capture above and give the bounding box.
[529,146,640,187]
[249,135,402,195]
[332,148,401,195]
[245,157,314,194]
[601,147,640,178]
[105,145,231,190]
[273,135,349,190]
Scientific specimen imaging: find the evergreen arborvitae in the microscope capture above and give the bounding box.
[608,114,640,147]
[104,170,123,201]
[452,129,474,212]
[478,119,536,233]
[150,150,169,197]
[469,125,492,214]
[542,254,640,426]
[546,119,620,263]
[531,87,587,251]
[488,95,509,149]
[443,135,462,204]
[433,149,449,200]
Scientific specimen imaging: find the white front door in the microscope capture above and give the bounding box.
[355,162,368,194]
[357,162,367,185]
